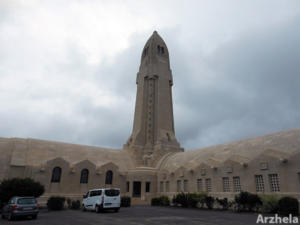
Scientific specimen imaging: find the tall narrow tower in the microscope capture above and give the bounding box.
[125,31,183,167]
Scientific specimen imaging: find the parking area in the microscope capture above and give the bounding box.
[1,206,262,225]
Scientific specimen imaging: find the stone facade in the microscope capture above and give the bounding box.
[0,31,300,205]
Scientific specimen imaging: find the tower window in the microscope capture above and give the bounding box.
[166,133,171,141]
[157,45,161,53]
[143,46,149,57]
[51,167,62,183]
[161,47,164,54]
[80,169,89,184]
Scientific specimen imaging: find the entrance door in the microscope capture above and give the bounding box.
[132,181,141,197]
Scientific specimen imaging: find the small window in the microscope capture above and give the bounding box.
[105,170,113,185]
[161,47,164,54]
[183,180,189,192]
[165,181,170,192]
[80,169,89,184]
[105,189,120,196]
[269,174,280,192]
[197,179,203,192]
[160,181,164,192]
[146,182,150,193]
[157,45,161,53]
[51,167,62,183]
[298,172,300,181]
[90,190,102,197]
[126,181,130,192]
[255,175,264,192]
[233,176,241,192]
[177,180,181,192]
[205,178,212,192]
[222,177,230,192]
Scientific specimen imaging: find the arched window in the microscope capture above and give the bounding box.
[51,167,62,183]
[80,169,89,184]
[105,170,113,185]
[157,45,161,53]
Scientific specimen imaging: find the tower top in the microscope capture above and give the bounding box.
[140,31,170,69]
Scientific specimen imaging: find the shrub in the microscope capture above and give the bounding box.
[172,193,188,207]
[172,192,208,208]
[205,196,215,209]
[47,196,66,210]
[216,197,230,210]
[0,178,45,203]
[121,196,131,207]
[260,195,279,213]
[151,196,170,206]
[278,196,299,216]
[235,191,262,212]
[71,200,81,210]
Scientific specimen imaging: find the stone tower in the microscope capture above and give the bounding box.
[125,31,183,167]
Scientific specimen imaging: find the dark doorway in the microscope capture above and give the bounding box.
[132,181,141,197]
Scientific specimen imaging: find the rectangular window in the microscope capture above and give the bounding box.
[222,177,230,192]
[160,181,164,192]
[233,176,241,192]
[126,181,130,192]
[166,181,170,192]
[197,179,203,192]
[183,180,189,192]
[298,172,300,181]
[205,178,212,192]
[269,174,280,192]
[255,175,264,192]
[146,182,150,193]
[177,180,181,192]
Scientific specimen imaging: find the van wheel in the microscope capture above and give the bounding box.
[82,205,86,212]
[8,213,14,221]
[32,214,37,220]
[114,208,120,212]
[95,205,100,213]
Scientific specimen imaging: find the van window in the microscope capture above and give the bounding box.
[105,189,120,196]
[90,190,102,197]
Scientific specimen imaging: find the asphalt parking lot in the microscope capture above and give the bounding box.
[0,206,270,225]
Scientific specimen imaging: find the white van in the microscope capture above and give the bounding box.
[82,188,121,212]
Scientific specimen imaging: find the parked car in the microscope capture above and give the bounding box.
[1,196,39,220]
[82,188,120,212]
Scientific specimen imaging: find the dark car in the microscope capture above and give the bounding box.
[1,196,39,220]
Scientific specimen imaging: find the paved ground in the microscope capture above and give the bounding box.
[0,206,280,225]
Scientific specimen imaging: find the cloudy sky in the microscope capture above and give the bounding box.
[1,0,300,151]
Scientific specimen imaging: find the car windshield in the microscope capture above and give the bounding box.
[105,189,120,196]
[17,198,36,204]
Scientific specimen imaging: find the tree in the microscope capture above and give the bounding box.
[0,178,45,204]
